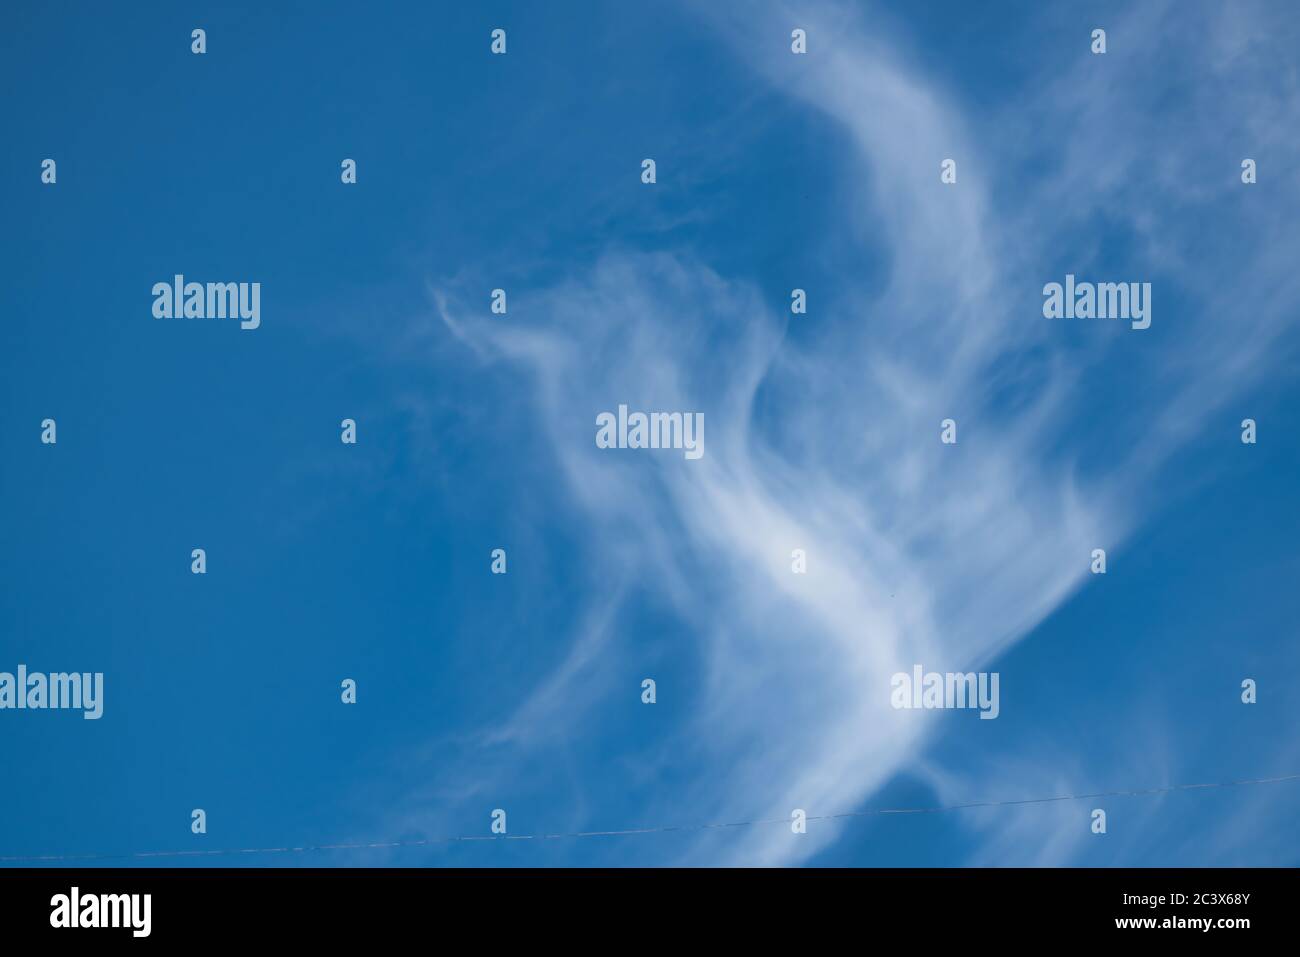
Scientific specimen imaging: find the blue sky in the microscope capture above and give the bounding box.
[2,0,1298,867]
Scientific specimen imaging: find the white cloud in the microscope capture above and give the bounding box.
[412,0,1300,865]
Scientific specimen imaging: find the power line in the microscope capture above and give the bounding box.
[4,772,1297,864]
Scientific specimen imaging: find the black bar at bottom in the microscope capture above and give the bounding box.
[0,867,1290,942]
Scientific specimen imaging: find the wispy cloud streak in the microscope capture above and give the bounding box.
[413,0,1300,865]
